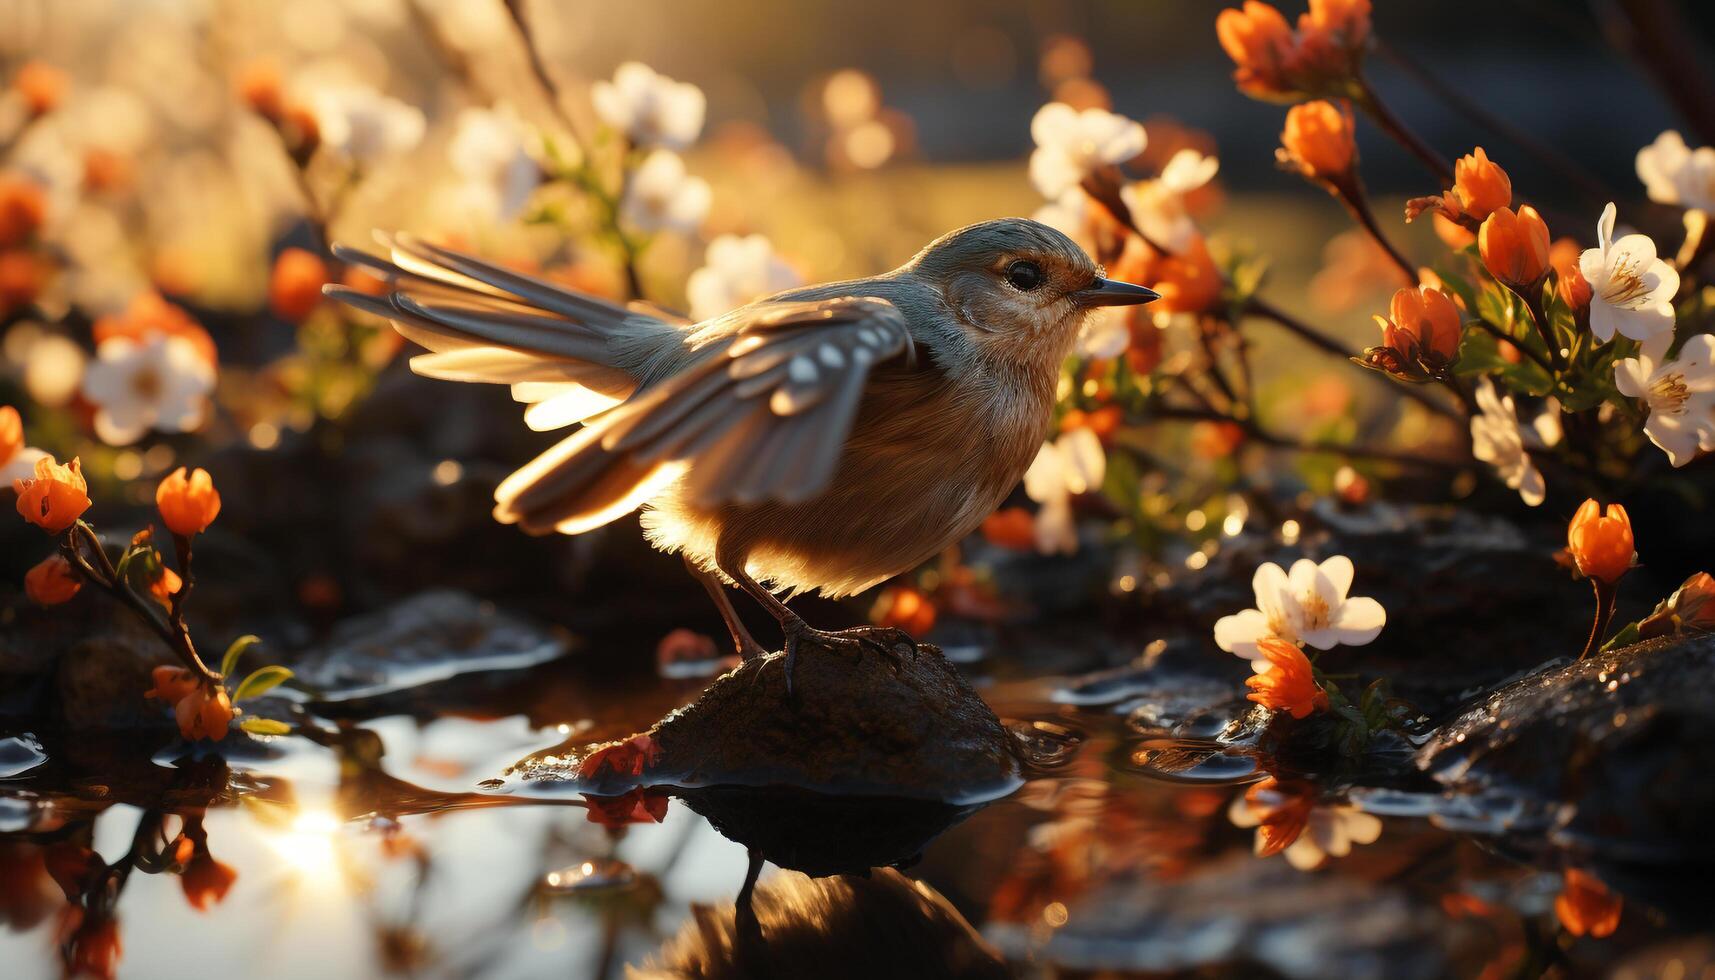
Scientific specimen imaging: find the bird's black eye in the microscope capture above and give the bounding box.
[1005,259,1044,292]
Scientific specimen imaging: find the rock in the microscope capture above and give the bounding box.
[1417,632,1715,862]
[507,636,1021,803]
[982,851,1490,980]
[288,590,569,701]
[0,588,177,731]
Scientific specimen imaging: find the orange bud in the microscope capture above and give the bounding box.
[0,405,21,463]
[1550,236,1591,312]
[1478,205,1550,288]
[180,853,238,911]
[12,61,67,117]
[1555,868,1622,938]
[174,684,234,742]
[1567,499,1633,585]
[1152,235,1223,314]
[234,58,285,121]
[1279,100,1356,180]
[1244,637,1328,719]
[1639,571,1715,639]
[1305,0,1370,45]
[1382,283,1462,364]
[1451,147,1511,221]
[14,455,90,533]
[148,563,182,605]
[981,507,1037,551]
[871,585,936,636]
[268,247,329,322]
[1216,2,1297,98]
[155,467,221,537]
[147,665,199,704]
[23,555,80,605]
[0,177,46,249]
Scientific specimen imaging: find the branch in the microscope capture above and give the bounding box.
[1145,405,1462,470]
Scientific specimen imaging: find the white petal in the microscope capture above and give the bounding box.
[1614,356,1649,398]
[1213,609,1271,657]
[1316,555,1355,601]
[1029,103,1078,149]
[1588,300,1620,344]
[1022,442,1064,503]
[1058,427,1105,495]
[1516,460,1546,506]
[1342,810,1383,845]
[1646,411,1705,467]
[1227,794,1261,829]
[1283,835,1325,870]
[1034,496,1077,554]
[1330,596,1386,645]
[1251,562,1291,619]
[1596,201,1617,252]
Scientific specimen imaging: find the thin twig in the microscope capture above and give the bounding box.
[1334,178,1416,284]
[1146,405,1461,469]
[1353,75,1453,184]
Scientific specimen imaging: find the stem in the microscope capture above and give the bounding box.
[1333,176,1416,285]
[1578,579,1617,661]
[1245,296,1461,421]
[64,522,217,682]
[1353,76,1453,185]
[1514,282,1566,373]
[1470,316,1554,373]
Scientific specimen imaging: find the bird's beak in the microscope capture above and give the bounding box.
[1075,277,1160,308]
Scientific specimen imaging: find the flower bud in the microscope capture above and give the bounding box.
[24,555,80,605]
[174,684,234,742]
[1550,236,1591,312]
[1279,100,1356,181]
[268,248,329,322]
[1638,571,1715,639]
[1451,147,1511,221]
[1478,205,1551,288]
[1567,499,1633,585]
[14,455,89,533]
[146,665,199,704]
[155,467,221,537]
[1216,2,1297,99]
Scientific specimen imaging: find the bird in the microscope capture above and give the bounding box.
[326,218,1157,684]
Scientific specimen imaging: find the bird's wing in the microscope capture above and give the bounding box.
[326,233,686,429]
[496,296,915,533]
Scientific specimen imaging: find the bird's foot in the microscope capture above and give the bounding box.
[778,622,917,698]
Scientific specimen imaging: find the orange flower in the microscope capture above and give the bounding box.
[1639,571,1715,639]
[981,507,1037,551]
[147,665,201,704]
[179,853,238,911]
[0,177,46,249]
[1550,236,1591,312]
[148,563,182,605]
[1216,2,1297,99]
[1364,284,1461,380]
[871,584,937,636]
[92,292,217,368]
[1152,235,1223,314]
[1279,100,1356,180]
[235,58,285,121]
[1304,0,1370,44]
[1555,868,1621,938]
[23,555,80,605]
[1237,777,1315,856]
[1290,0,1371,83]
[0,405,20,463]
[12,61,67,117]
[0,250,45,313]
[60,909,122,980]
[1478,205,1550,288]
[1061,404,1124,444]
[156,467,221,537]
[1244,637,1328,718]
[1567,499,1633,585]
[174,684,234,742]
[268,248,329,322]
[14,455,90,533]
[1451,147,1511,221]
[1190,420,1246,459]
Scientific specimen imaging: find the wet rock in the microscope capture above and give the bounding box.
[0,588,177,731]
[983,851,1489,979]
[288,590,569,701]
[509,637,1020,803]
[1417,633,1715,862]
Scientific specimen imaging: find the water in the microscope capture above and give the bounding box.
[0,649,1700,979]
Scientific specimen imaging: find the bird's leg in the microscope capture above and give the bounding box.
[682,555,766,660]
[717,559,913,696]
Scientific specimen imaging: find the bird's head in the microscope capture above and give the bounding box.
[905,217,1157,372]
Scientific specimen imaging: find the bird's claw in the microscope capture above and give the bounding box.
[776,622,918,700]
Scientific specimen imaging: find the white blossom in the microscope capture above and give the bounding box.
[619,149,710,235]
[1213,555,1386,662]
[1614,330,1715,468]
[1023,428,1105,555]
[311,87,425,164]
[592,62,705,150]
[686,234,802,320]
[81,335,214,446]
[448,107,542,222]
[1121,148,1219,255]
[1228,789,1383,871]
[1470,377,1557,507]
[1028,102,1146,199]
[1635,130,1715,213]
[1579,203,1678,343]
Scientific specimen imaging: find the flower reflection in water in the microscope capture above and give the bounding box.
[1227,777,1383,871]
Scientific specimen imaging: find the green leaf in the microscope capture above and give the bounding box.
[233,665,294,702]
[239,718,291,737]
[221,635,261,679]
[1600,621,1640,654]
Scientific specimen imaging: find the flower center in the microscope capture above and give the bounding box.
[1300,591,1331,631]
[130,366,163,401]
[1603,257,1651,306]
[1265,610,1296,642]
[1649,372,1690,415]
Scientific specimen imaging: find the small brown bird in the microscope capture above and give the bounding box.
[328,219,1155,678]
